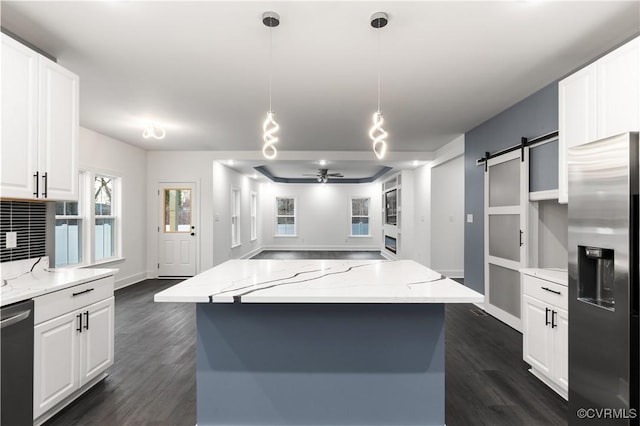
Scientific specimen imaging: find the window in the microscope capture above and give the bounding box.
[250,192,257,241]
[231,188,241,247]
[164,188,192,232]
[351,197,370,236]
[276,197,296,236]
[55,171,121,267]
[55,201,82,267]
[94,175,117,261]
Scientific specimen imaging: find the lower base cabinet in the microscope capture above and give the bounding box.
[33,276,114,422]
[521,270,568,399]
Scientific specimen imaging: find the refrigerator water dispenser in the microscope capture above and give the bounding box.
[578,246,615,311]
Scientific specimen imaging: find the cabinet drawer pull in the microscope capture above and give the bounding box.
[541,286,561,295]
[551,310,557,328]
[72,288,94,297]
[33,171,39,197]
[76,313,82,332]
[84,311,89,330]
[545,307,550,326]
[42,172,48,198]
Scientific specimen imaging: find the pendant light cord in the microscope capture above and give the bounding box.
[269,27,273,112]
[377,28,381,113]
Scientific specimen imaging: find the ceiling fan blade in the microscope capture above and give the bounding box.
[302,174,319,176]
[327,173,344,177]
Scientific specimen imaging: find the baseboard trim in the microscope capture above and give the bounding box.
[114,272,147,290]
[240,246,265,259]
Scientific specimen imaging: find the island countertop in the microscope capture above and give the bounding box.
[154,259,484,304]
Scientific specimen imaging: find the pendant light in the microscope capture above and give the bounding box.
[262,11,280,159]
[369,12,389,160]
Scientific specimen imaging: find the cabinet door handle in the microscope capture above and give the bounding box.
[545,307,550,326]
[41,172,48,198]
[541,286,561,295]
[84,311,89,330]
[519,230,523,247]
[76,313,83,333]
[551,310,557,328]
[72,288,94,297]
[33,171,39,197]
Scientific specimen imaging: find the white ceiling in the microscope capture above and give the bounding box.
[1,1,639,177]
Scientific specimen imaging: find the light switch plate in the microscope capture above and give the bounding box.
[466,214,473,223]
[6,231,17,248]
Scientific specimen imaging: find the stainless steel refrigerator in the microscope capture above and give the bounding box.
[568,132,639,425]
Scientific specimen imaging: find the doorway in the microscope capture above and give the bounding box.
[158,182,198,277]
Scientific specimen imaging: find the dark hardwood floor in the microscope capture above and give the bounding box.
[45,254,567,426]
[251,250,385,260]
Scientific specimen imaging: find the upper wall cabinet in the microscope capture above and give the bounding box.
[1,33,79,201]
[558,36,639,204]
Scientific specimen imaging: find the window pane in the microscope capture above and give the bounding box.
[277,198,294,215]
[277,216,295,235]
[95,218,115,260]
[351,217,369,236]
[95,176,113,215]
[55,202,65,215]
[55,219,82,267]
[164,188,192,232]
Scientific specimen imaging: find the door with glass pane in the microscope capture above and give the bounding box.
[484,149,528,331]
[158,183,197,277]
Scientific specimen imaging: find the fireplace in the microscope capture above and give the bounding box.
[385,235,397,254]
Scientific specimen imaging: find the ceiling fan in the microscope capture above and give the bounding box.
[302,168,344,183]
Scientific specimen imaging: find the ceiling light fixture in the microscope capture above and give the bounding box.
[143,123,166,140]
[262,11,280,160]
[368,12,389,160]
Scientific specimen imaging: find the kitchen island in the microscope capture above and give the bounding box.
[155,259,483,426]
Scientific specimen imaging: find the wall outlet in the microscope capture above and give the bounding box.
[6,231,17,249]
[215,214,220,222]
[466,214,473,223]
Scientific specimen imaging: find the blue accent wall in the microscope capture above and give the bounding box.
[529,139,559,192]
[464,82,558,294]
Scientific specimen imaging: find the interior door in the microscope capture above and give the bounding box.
[484,149,528,331]
[158,183,197,277]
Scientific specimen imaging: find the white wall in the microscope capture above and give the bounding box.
[260,182,381,250]
[410,135,465,276]
[212,162,262,265]
[79,127,147,289]
[430,154,465,277]
[412,166,431,266]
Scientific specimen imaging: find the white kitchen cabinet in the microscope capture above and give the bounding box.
[80,298,115,386]
[0,33,78,201]
[558,36,639,204]
[33,310,80,419]
[33,276,114,424]
[1,34,40,198]
[558,64,597,204]
[521,270,568,399]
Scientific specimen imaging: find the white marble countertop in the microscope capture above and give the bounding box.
[154,259,484,304]
[1,258,117,307]
[520,268,568,286]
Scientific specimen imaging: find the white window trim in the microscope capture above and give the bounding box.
[231,187,241,248]
[349,196,371,237]
[93,172,121,263]
[250,191,258,242]
[275,196,297,237]
[56,169,123,268]
[54,197,84,268]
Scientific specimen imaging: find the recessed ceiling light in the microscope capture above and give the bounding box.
[319,159,327,166]
[413,160,419,167]
[227,160,234,166]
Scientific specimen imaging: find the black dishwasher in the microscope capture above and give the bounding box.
[1,299,34,425]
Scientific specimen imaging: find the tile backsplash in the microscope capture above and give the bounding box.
[0,201,47,263]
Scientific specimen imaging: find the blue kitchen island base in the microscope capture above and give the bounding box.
[196,303,445,426]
